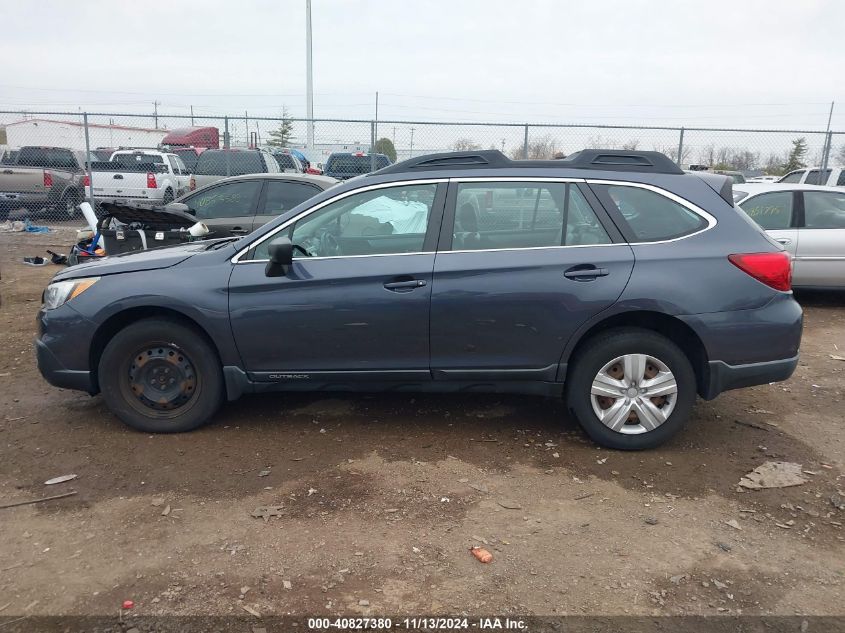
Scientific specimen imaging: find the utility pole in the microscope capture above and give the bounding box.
[409,127,415,158]
[153,101,160,129]
[821,100,835,173]
[305,0,315,149]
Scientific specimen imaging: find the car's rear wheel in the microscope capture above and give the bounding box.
[162,188,174,205]
[98,318,223,433]
[566,328,696,450]
[62,190,81,219]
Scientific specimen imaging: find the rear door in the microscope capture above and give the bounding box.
[256,179,325,229]
[794,190,845,287]
[429,179,634,381]
[181,179,263,236]
[737,190,799,258]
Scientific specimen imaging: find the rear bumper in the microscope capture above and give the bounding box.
[35,337,96,393]
[701,355,798,400]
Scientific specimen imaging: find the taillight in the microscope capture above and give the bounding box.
[189,176,196,191]
[146,172,157,189]
[728,252,792,291]
[43,171,53,187]
[82,174,90,187]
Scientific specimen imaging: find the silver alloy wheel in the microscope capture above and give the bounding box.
[589,353,678,435]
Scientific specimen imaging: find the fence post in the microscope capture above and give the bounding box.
[82,113,95,207]
[223,116,230,176]
[370,121,376,172]
[676,127,685,167]
[523,124,529,159]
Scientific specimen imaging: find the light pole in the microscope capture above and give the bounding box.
[305,0,315,149]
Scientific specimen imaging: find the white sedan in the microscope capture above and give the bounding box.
[734,183,845,289]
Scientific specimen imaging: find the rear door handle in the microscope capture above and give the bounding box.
[384,279,427,291]
[564,265,609,281]
[230,228,249,235]
[776,238,792,245]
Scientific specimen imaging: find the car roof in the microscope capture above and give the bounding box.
[733,182,845,195]
[192,172,338,189]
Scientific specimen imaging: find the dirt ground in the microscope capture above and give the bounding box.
[0,227,843,623]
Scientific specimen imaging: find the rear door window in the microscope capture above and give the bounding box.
[595,184,707,242]
[262,180,322,215]
[738,191,793,229]
[17,147,78,170]
[804,169,832,185]
[449,182,610,251]
[802,191,845,228]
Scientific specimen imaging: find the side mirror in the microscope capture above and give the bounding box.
[265,236,293,277]
[165,201,190,213]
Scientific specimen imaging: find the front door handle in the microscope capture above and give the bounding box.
[230,228,249,235]
[564,265,609,281]
[776,238,792,245]
[384,279,427,291]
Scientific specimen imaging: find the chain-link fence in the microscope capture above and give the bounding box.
[1,109,842,221]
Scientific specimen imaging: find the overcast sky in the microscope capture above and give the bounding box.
[1,0,843,131]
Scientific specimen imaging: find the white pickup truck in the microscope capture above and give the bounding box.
[89,150,191,206]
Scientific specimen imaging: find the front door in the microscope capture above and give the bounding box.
[182,178,264,237]
[430,180,634,381]
[228,181,446,381]
[794,190,845,287]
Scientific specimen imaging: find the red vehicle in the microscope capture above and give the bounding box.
[161,126,219,149]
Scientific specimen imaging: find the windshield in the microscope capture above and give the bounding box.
[325,155,389,174]
[194,151,264,176]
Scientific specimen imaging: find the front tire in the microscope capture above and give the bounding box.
[98,318,223,433]
[565,328,696,450]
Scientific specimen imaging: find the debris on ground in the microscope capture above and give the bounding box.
[241,604,261,617]
[716,542,732,552]
[282,580,292,590]
[644,517,659,525]
[258,469,271,477]
[161,505,171,516]
[724,519,742,530]
[830,354,845,362]
[831,494,845,511]
[470,546,493,563]
[0,491,77,510]
[251,506,285,522]
[497,499,522,510]
[358,599,370,607]
[739,461,808,489]
[150,497,166,507]
[468,483,489,493]
[574,492,594,500]
[44,474,77,485]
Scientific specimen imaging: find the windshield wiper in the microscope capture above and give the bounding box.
[205,237,240,250]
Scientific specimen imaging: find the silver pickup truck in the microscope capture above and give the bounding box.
[0,147,91,220]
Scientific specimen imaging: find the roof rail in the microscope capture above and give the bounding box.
[376,149,684,176]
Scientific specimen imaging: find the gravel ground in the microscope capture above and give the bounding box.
[0,227,843,624]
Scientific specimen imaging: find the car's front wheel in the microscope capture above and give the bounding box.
[566,328,696,450]
[98,318,223,433]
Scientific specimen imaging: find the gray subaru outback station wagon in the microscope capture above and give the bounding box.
[36,149,802,449]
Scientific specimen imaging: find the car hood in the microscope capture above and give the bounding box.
[54,241,211,281]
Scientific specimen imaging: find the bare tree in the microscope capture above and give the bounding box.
[510,134,558,160]
[451,138,481,151]
[654,144,691,165]
[837,145,845,165]
[698,144,716,167]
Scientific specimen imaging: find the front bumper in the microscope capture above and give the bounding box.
[35,337,96,393]
[701,355,798,400]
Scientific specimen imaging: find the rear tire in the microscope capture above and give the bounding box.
[98,318,223,433]
[565,328,696,450]
[162,188,174,205]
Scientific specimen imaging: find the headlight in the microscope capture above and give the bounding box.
[42,277,99,310]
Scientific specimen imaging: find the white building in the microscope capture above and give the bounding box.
[2,118,168,152]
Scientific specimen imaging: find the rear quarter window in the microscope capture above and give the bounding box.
[596,184,707,242]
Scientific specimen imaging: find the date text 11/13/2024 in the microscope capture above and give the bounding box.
[307,617,528,630]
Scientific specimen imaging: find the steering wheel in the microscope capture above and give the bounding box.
[319,230,341,257]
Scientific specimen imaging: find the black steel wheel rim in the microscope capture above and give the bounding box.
[127,345,197,412]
